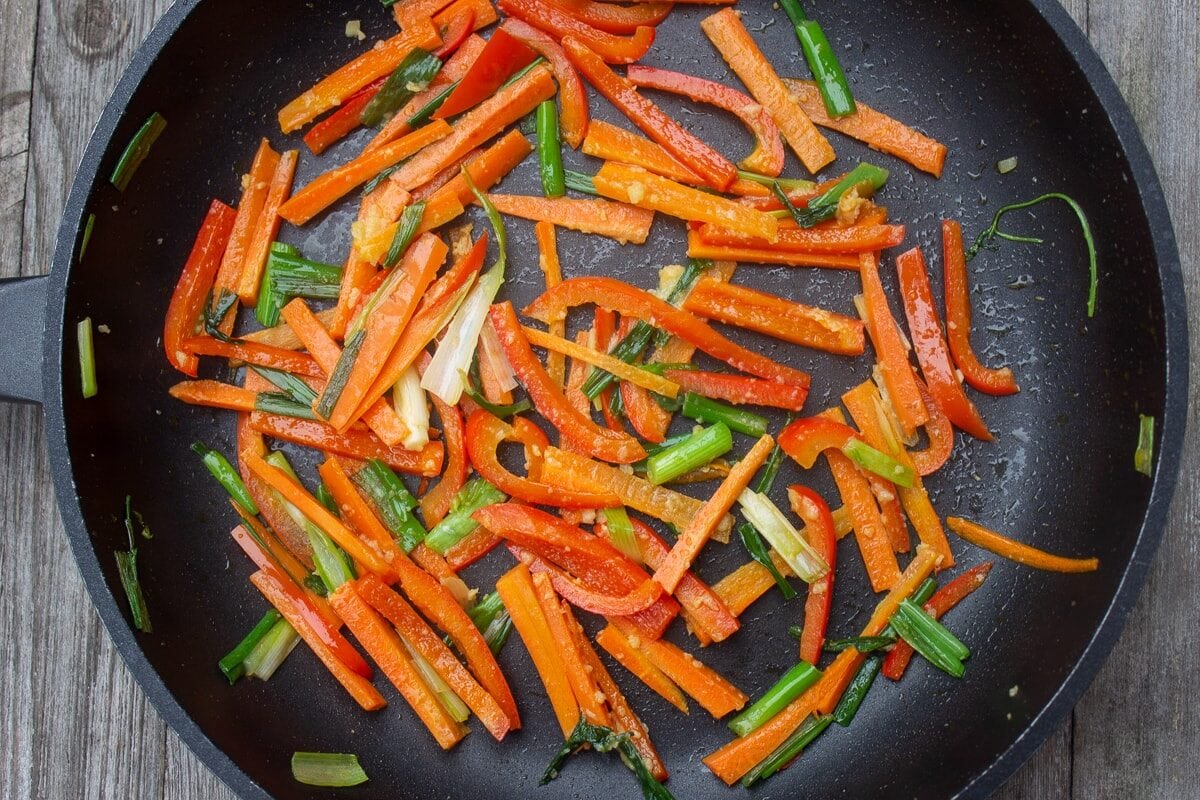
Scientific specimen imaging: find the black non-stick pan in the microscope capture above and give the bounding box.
[0,1,1187,798]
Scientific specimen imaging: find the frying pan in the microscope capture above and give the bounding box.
[0,1,1186,798]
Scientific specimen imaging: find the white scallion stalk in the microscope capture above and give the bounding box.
[392,366,430,451]
[477,320,519,392]
[602,507,643,564]
[738,490,828,583]
[244,618,300,680]
[399,635,470,722]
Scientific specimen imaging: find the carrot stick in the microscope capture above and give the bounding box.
[214,140,278,334]
[316,456,408,562]
[392,0,456,29]
[783,79,948,177]
[712,552,794,617]
[230,522,335,629]
[531,572,611,727]
[596,625,688,713]
[341,578,512,741]
[279,121,453,226]
[700,9,834,174]
[947,518,1099,572]
[169,380,257,413]
[495,563,580,737]
[521,326,679,397]
[696,221,906,254]
[592,163,778,241]
[236,149,298,304]
[242,306,338,350]
[249,570,386,711]
[686,230,861,269]
[858,252,929,437]
[535,221,567,386]
[486,194,655,244]
[328,583,467,747]
[444,527,502,571]
[654,435,774,594]
[278,19,442,133]
[499,0,655,65]
[433,0,499,30]
[184,336,324,378]
[248,413,444,476]
[619,623,747,719]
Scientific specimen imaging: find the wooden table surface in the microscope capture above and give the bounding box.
[1,1,1195,798]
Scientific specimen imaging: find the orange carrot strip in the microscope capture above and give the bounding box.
[433,0,499,31]
[521,325,679,397]
[278,19,442,133]
[700,9,834,173]
[686,230,861,268]
[184,336,325,378]
[230,522,335,631]
[279,121,453,226]
[712,552,794,617]
[317,456,408,563]
[249,413,444,476]
[654,435,774,594]
[531,572,611,726]
[486,193,654,244]
[947,518,1099,573]
[236,149,298,304]
[596,625,688,713]
[535,221,567,386]
[632,521,739,645]
[242,307,338,350]
[214,140,278,334]
[169,380,257,413]
[697,221,906,254]
[393,0,456,28]
[858,252,929,437]
[784,79,948,178]
[249,570,386,711]
[619,623,747,719]
[328,583,466,747]
[496,563,579,737]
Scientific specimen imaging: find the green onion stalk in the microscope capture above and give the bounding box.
[645,424,734,486]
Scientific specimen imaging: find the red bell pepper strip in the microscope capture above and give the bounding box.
[525,277,812,387]
[230,522,331,629]
[488,302,647,464]
[184,336,325,379]
[908,378,955,476]
[882,562,993,680]
[942,220,1021,396]
[417,364,467,527]
[434,28,539,119]
[682,275,864,357]
[895,246,993,441]
[859,252,929,437]
[514,546,664,616]
[434,7,476,58]
[501,20,590,148]
[776,416,862,468]
[163,200,236,376]
[500,0,655,65]
[464,409,622,508]
[787,486,837,664]
[868,472,911,553]
[444,527,502,571]
[248,413,444,476]
[621,380,672,443]
[664,370,809,412]
[302,77,385,155]
[545,0,672,34]
[626,65,784,176]
[563,37,737,190]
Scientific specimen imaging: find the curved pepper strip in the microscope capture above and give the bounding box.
[434,7,476,58]
[787,486,837,664]
[163,200,237,376]
[464,409,621,508]
[895,245,993,440]
[489,301,647,464]
[776,417,860,468]
[882,562,992,680]
[417,354,468,527]
[942,220,1020,396]
[499,0,655,64]
[524,277,811,387]
[515,546,663,616]
[626,65,784,176]
[546,0,671,34]
[434,28,539,119]
[665,370,810,411]
[501,19,590,148]
[907,378,955,476]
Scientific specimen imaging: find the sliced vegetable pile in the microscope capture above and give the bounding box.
[104,0,1133,793]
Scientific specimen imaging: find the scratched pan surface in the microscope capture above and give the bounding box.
[42,1,1186,798]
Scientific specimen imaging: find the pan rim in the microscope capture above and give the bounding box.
[39,1,1188,799]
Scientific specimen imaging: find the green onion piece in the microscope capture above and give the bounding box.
[602,507,642,563]
[202,288,240,342]
[465,594,514,654]
[406,80,458,128]
[469,591,505,630]
[115,496,152,633]
[218,610,282,684]
[755,433,790,494]
[291,752,369,788]
[110,112,167,191]
[462,385,532,418]
[997,156,1019,174]
[79,213,96,261]
[191,441,259,513]
[542,718,676,800]
[737,170,815,192]
[251,366,319,406]
[728,661,822,737]
[1135,414,1155,476]
[352,459,426,552]
[425,478,507,553]
[740,714,834,787]
[787,162,890,228]
[383,200,428,269]
[738,490,828,583]
[316,483,340,516]
[966,192,1099,317]
[646,423,733,486]
[362,163,404,198]
[841,438,915,488]
[265,451,355,591]
[243,617,300,679]
[537,100,566,198]
[255,392,319,419]
[401,636,470,722]
[821,635,896,654]
[563,169,599,196]
[890,598,970,678]
[77,317,98,398]
[832,655,882,726]
[256,245,344,327]
[483,610,513,654]
[738,523,796,600]
[779,0,856,118]
[361,48,442,127]
[681,392,768,437]
[316,329,366,419]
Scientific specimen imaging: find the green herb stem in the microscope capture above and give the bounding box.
[361,48,442,128]
[1135,414,1155,476]
[728,661,822,737]
[890,598,970,678]
[110,112,167,191]
[424,478,507,553]
[191,441,259,513]
[779,0,856,118]
[841,438,915,488]
[832,654,882,726]
[740,714,834,787]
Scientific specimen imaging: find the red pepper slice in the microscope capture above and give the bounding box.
[860,252,929,437]
[524,277,811,387]
[517,547,663,616]
[788,486,837,664]
[908,377,955,476]
[895,245,993,440]
[489,301,646,464]
[303,77,386,155]
[665,370,809,411]
[774,417,861,469]
[882,562,993,680]
[418,362,468,526]
[943,220,1020,396]
[626,65,784,176]
[163,200,236,376]
[464,409,622,507]
[500,0,656,65]
[434,28,539,119]
[501,20,590,148]
[434,8,476,58]
[545,0,672,34]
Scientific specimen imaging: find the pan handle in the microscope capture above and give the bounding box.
[0,275,48,405]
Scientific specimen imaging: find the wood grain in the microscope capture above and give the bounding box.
[0,1,1195,798]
